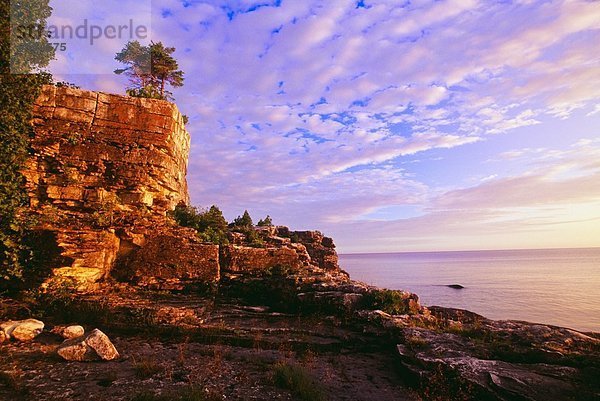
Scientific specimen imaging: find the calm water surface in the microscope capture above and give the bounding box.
[340,248,600,332]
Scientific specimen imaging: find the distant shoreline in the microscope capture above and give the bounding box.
[339,246,600,256]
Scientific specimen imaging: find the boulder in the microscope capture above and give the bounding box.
[57,338,96,361]
[52,325,85,339]
[0,319,45,342]
[57,329,119,361]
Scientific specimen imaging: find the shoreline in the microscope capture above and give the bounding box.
[2,269,599,401]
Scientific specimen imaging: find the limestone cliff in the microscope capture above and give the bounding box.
[23,86,340,290]
[23,85,200,288]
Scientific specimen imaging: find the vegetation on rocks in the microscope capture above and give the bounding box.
[0,0,54,290]
[230,210,266,247]
[362,289,415,315]
[272,361,326,401]
[257,215,273,226]
[169,204,229,246]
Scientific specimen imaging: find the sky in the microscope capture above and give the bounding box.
[46,0,600,253]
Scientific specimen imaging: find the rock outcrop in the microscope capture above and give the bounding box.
[121,226,221,290]
[221,226,340,275]
[23,86,341,291]
[22,86,199,289]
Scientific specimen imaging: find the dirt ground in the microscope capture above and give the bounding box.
[0,331,421,401]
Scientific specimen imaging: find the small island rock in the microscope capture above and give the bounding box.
[447,284,464,289]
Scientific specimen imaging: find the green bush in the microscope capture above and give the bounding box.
[231,210,253,228]
[1,0,55,290]
[169,204,229,246]
[273,361,325,401]
[362,289,411,315]
[257,215,273,226]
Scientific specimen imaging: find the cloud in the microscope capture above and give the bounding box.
[328,139,600,252]
[48,0,600,251]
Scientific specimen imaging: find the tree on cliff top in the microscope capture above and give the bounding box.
[258,215,273,226]
[232,210,254,228]
[1,0,54,289]
[169,204,229,245]
[114,40,184,101]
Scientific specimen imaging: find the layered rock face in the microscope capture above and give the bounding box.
[26,86,190,213]
[220,226,339,275]
[23,85,199,287]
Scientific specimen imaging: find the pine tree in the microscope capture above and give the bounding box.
[257,215,273,226]
[114,41,184,101]
[233,210,254,227]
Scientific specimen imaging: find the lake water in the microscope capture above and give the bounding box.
[339,248,600,333]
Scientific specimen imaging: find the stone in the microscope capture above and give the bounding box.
[85,329,120,361]
[57,329,119,361]
[0,319,45,342]
[57,338,96,361]
[0,321,15,340]
[221,245,303,273]
[288,230,339,270]
[53,325,85,339]
[120,227,220,288]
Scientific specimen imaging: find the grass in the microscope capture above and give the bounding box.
[420,364,475,401]
[405,336,429,351]
[0,369,28,397]
[133,357,164,379]
[130,387,222,401]
[272,361,326,401]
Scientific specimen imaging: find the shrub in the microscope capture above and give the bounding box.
[362,289,411,315]
[169,204,229,246]
[231,210,253,228]
[272,361,325,401]
[0,0,55,291]
[257,215,273,226]
[133,357,164,379]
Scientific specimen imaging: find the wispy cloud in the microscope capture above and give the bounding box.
[50,0,600,251]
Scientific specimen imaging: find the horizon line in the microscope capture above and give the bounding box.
[339,246,600,256]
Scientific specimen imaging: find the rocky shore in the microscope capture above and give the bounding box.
[1,264,599,401]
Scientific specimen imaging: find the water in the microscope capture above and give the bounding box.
[340,248,600,333]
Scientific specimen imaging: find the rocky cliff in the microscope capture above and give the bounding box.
[23,86,340,290]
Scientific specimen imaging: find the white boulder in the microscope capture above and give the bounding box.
[57,329,119,361]
[0,319,45,342]
[52,325,85,339]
